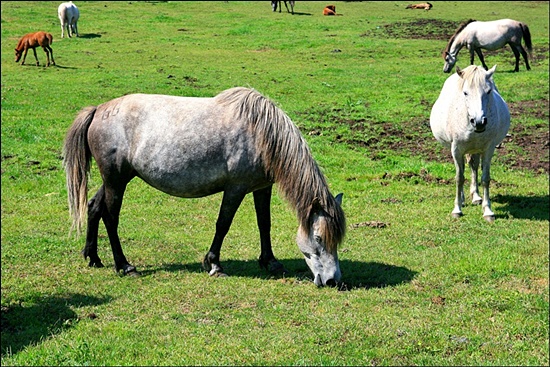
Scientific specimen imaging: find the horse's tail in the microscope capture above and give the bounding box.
[521,23,532,55]
[63,106,97,236]
[47,33,53,45]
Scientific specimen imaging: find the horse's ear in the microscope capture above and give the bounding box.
[335,193,343,206]
[487,65,497,77]
[456,66,464,77]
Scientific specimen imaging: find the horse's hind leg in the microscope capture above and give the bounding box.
[480,149,496,222]
[45,45,55,66]
[42,47,51,67]
[84,185,106,268]
[511,43,530,71]
[102,182,138,275]
[508,44,521,72]
[254,186,287,275]
[203,189,247,277]
[467,154,482,205]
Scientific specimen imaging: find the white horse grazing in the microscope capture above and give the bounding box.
[443,19,532,73]
[430,65,510,222]
[58,1,80,38]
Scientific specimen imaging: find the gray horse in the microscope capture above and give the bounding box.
[63,87,346,287]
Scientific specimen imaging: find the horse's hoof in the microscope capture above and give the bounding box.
[483,215,495,223]
[472,199,482,205]
[452,212,463,219]
[122,265,140,276]
[88,260,104,268]
[209,269,228,278]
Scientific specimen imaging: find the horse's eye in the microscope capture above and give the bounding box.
[487,90,492,95]
[314,235,322,243]
[463,91,468,96]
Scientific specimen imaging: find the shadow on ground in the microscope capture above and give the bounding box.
[139,259,418,291]
[1,293,112,358]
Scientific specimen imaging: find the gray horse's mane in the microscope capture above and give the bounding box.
[443,19,476,58]
[215,87,345,251]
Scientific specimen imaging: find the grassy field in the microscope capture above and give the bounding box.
[1,1,549,365]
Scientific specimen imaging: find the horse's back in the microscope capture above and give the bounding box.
[58,1,79,21]
[87,93,265,197]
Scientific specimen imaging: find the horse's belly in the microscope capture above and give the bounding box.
[133,152,268,198]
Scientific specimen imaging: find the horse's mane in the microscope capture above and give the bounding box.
[443,19,476,58]
[457,65,493,90]
[15,35,27,51]
[214,87,346,251]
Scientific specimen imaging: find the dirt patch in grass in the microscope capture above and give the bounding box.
[298,98,549,174]
[362,19,461,40]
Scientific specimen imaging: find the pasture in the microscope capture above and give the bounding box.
[1,1,548,365]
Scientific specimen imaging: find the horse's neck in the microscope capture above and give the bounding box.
[450,32,467,55]
[15,37,27,51]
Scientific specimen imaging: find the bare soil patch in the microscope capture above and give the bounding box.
[298,98,549,174]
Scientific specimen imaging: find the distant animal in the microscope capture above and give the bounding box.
[323,4,337,15]
[271,1,294,14]
[58,1,80,38]
[63,87,346,287]
[14,31,55,67]
[443,18,532,73]
[430,65,510,222]
[406,2,432,10]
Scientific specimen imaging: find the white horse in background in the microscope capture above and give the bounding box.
[430,65,510,222]
[443,19,532,73]
[58,1,80,38]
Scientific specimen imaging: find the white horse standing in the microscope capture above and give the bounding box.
[430,65,510,222]
[58,1,80,38]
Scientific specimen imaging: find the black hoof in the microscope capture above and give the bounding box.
[88,260,104,268]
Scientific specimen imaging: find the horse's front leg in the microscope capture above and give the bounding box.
[203,189,246,277]
[480,150,496,222]
[20,48,29,65]
[31,48,40,66]
[253,186,287,275]
[474,49,488,70]
[451,147,465,218]
[467,154,482,205]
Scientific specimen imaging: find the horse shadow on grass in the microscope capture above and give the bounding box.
[77,33,102,39]
[493,194,549,221]
[140,259,417,291]
[1,293,112,358]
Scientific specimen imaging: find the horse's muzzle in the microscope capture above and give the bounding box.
[471,117,487,133]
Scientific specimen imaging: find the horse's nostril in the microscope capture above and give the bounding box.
[470,118,475,125]
[325,278,337,287]
[482,117,488,125]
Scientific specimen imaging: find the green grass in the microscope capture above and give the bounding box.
[2,1,549,366]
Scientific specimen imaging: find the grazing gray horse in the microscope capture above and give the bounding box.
[63,87,346,287]
[443,19,532,73]
[430,65,510,222]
